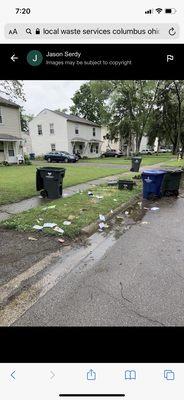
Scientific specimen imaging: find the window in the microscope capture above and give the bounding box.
[37,125,42,135]
[0,108,3,124]
[93,127,96,137]
[75,126,79,134]
[96,145,99,153]
[0,141,4,152]
[8,142,14,157]
[50,123,54,134]
[51,143,56,152]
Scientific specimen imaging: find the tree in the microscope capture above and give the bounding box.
[0,80,25,101]
[109,80,161,154]
[54,108,68,113]
[20,108,34,132]
[70,81,112,125]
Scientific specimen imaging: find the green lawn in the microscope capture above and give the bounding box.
[2,181,142,238]
[0,163,126,206]
[79,154,175,165]
[163,158,184,168]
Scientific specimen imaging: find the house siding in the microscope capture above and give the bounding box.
[29,109,68,156]
[0,105,21,137]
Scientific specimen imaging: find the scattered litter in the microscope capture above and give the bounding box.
[42,205,56,210]
[110,209,113,214]
[39,218,43,221]
[38,195,43,199]
[63,193,69,197]
[144,207,149,210]
[68,214,76,221]
[28,236,38,241]
[98,229,103,232]
[150,207,160,211]
[113,199,118,202]
[58,238,65,243]
[63,220,71,226]
[99,222,109,230]
[33,225,43,230]
[54,226,64,234]
[88,191,93,196]
[138,202,142,207]
[99,214,106,221]
[125,211,129,215]
[141,221,150,225]
[116,215,124,220]
[96,195,103,199]
[43,222,57,228]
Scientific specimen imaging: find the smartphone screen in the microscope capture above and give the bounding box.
[0,1,183,398]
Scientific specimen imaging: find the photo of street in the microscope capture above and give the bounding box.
[1,79,184,326]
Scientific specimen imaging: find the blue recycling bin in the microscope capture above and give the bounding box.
[141,169,167,199]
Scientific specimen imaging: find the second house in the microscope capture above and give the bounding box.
[29,109,102,158]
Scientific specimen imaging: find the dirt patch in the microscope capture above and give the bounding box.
[0,228,65,286]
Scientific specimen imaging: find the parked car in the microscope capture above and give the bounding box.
[157,147,172,153]
[140,149,154,155]
[44,151,78,163]
[101,149,124,158]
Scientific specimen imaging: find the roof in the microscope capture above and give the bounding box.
[0,134,21,141]
[46,109,101,127]
[0,96,20,109]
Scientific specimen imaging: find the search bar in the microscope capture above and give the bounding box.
[5,23,179,40]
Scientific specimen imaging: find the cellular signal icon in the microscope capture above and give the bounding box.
[145,9,154,14]
[156,8,163,13]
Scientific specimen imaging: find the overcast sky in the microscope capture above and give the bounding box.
[21,80,86,116]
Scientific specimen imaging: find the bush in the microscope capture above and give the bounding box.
[24,154,32,165]
[35,155,44,161]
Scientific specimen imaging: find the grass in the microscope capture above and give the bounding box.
[79,154,174,165]
[1,180,142,238]
[0,162,126,206]
[163,158,184,168]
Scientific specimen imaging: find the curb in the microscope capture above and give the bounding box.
[81,193,142,236]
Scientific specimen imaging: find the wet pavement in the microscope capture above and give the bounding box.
[1,190,184,326]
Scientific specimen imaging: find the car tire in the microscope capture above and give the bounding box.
[64,158,69,163]
[47,157,52,163]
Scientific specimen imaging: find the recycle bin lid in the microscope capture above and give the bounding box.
[142,169,166,175]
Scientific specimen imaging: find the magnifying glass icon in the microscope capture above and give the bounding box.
[26,28,32,34]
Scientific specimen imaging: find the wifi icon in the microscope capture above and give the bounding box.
[156,8,163,13]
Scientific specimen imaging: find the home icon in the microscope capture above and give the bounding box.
[87,369,96,381]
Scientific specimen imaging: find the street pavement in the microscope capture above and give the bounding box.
[13,193,184,326]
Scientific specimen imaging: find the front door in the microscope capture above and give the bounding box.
[0,141,5,162]
[8,142,17,163]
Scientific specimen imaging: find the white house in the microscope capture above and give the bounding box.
[29,109,103,158]
[21,131,32,155]
[0,97,23,164]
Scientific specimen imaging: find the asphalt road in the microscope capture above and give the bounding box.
[13,194,184,326]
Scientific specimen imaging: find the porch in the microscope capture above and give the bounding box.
[71,138,103,158]
[0,134,23,164]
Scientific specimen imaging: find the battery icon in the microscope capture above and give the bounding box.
[165,8,177,14]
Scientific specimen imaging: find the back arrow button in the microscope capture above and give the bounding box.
[11,54,19,62]
[11,370,16,380]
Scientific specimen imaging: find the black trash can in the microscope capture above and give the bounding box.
[29,153,35,160]
[130,157,142,172]
[161,168,183,196]
[36,167,65,199]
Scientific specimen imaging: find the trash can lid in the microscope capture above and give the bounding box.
[142,169,166,175]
